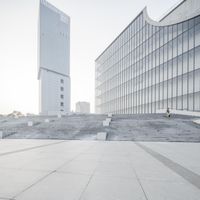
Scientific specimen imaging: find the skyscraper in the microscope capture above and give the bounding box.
[38,0,70,115]
[95,0,200,114]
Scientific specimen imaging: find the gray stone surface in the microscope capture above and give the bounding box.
[0,114,200,142]
[0,140,199,200]
[27,121,33,127]
[96,132,107,141]
[103,120,110,127]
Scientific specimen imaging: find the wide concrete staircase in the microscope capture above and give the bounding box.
[0,114,200,142]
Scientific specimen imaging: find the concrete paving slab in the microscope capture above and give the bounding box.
[0,140,199,200]
[58,160,98,175]
[0,139,59,155]
[0,168,48,199]
[141,179,200,200]
[140,142,200,176]
[136,142,200,190]
[94,162,136,179]
[16,172,90,200]
[20,156,71,172]
[80,176,146,200]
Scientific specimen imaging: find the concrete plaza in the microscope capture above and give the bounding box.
[0,139,200,200]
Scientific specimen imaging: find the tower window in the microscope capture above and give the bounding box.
[61,94,64,99]
[60,102,64,107]
[60,87,64,91]
[60,79,64,84]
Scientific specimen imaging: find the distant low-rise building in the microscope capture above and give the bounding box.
[76,102,90,113]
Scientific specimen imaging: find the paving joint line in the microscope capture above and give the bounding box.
[78,147,104,200]
[12,170,56,199]
[0,197,14,200]
[0,140,67,157]
[128,150,149,200]
[135,142,200,190]
[12,142,97,199]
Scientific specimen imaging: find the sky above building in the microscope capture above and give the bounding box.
[0,0,181,114]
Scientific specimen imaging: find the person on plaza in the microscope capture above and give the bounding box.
[166,107,171,118]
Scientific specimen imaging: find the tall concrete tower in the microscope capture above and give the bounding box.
[38,0,70,115]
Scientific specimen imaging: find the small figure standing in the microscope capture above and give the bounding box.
[166,107,171,118]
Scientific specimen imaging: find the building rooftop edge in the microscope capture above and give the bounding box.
[95,9,144,62]
[159,0,186,22]
[40,0,70,20]
[95,0,199,62]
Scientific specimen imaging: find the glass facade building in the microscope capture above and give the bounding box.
[95,0,200,114]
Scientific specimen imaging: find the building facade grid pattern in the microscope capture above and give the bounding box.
[95,12,200,114]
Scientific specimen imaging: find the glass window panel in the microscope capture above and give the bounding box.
[160,82,163,101]
[177,96,182,110]
[178,76,182,96]
[172,78,177,98]
[195,16,200,25]
[178,55,182,76]
[168,26,173,41]
[194,92,200,111]
[164,63,168,81]
[183,31,188,52]
[160,64,164,82]
[183,53,188,74]
[172,97,176,109]
[164,27,168,44]
[189,50,194,71]
[183,21,188,32]
[189,93,193,111]
[168,40,173,60]
[168,79,172,98]
[172,58,177,78]
[183,94,187,110]
[178,23,182,35]
[168,60,172,79]
[183,74,188,95]
[195,23,200,47]
[173,37,177,58]
[188,72,194,93]
[178,34,183,55]
[195,46,200,69]
[189,28,194,50]
[189,18,194,29]
[160,46,164,63]
[160,28,164,46]
[164,44,168,62]
[173,25,178,39]
[164,81,167,99]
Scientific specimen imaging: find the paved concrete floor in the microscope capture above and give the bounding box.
[0,139,200,200]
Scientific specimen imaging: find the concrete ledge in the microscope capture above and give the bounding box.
[96,132,107,141]
[57,114,62,118]
[27,121,33,127]
[44,119,50,123]
[193,119,200,125]
[108,113,112,118]
[103,120,110,127]
[106,118,111,123]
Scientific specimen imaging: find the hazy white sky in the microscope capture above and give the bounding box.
[0,0,180,114]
